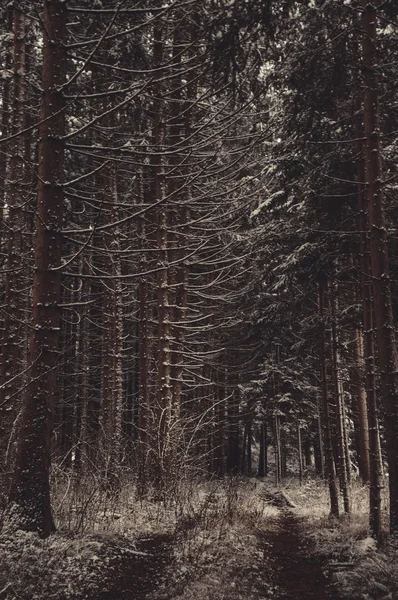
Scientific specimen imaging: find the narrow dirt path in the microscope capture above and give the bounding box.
[93,533,174,600]
[265,509,335,600]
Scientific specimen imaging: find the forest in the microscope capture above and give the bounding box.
[1,0,398,599]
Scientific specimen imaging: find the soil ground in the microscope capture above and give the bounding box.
[91,506,338,600]
[266,509,335,600]
[93,534,174,600]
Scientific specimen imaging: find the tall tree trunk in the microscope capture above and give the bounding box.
[7,0,67,537]
[314,386,325,478]
[137,164,151,496]
[226,385,240,475]
[361,1,398,534]
[319,277,340,518]
[354,75,382,538]
[330,282,350,513]
[153,16,172,490]
[100,164,124,491]
[0,4,27,473]
[353,326,371,483]
[74,266,90,473]
[349,251,371,483]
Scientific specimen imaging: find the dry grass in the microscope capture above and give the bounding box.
[280,477,398,600]
[161,478,279,600]
[0,474,280,600]
[6,472,397,600]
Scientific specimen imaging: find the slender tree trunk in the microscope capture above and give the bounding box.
[314,387,325,478]
[354,78,382,538]
[274,414,281,486]
[280,426,287,479]
[298,423,304,484]
[258,421,268,477]
[361,1,398,534]
[303,435,312,468]
[7,0,67,537]
[226,385,240,475]
[74,267,90,473]
[247,420,252,475]
[137,163,150,495]
[349,251,370,483]
[100,164,124,491]
[213,370,226,476]
[330,282,350,513]
[353,326,371,483]
[319,277,340,518]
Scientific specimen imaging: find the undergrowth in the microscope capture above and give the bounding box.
[283,477,397,600]
[0,473,278,600]
[3,472,397,600]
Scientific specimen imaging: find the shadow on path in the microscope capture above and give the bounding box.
[92,533,174,600]
[265,510,336,600]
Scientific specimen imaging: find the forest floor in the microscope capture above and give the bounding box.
[89,484,339,600]
[93,503,337,600]
[1,477,398,600]
[265,508,334,600]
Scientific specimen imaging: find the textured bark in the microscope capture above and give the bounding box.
[153,16,172,490]
[0,8,12,221]
[353,326,371,483]
[100,164,124,490]
[314,387,325,478]
[0,4,27,472]
[349,250,370,483]
[74,269,90,473]
[319,277,339,518]
[7,0,67,537]
[361,1,398,534]
[354,77,382,537]
[330,283,350,513]
[137,165,151,495]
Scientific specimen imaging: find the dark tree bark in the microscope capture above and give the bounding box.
[330,282,350,513]
[354,73,382,538]
[258,421,268,477]
[7,0,67,538]
[361,1,398,534]
[274,414,281,485]
[137,164,151,496]
[297,423,304,484]
[0,4,27,473]
[213,371,226,476]
[226,386,240,475]
[353,326,371,483]
[319,277,340,518]
[100,164,124,491]
[0,8,12,224]
[303,435,312,468]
